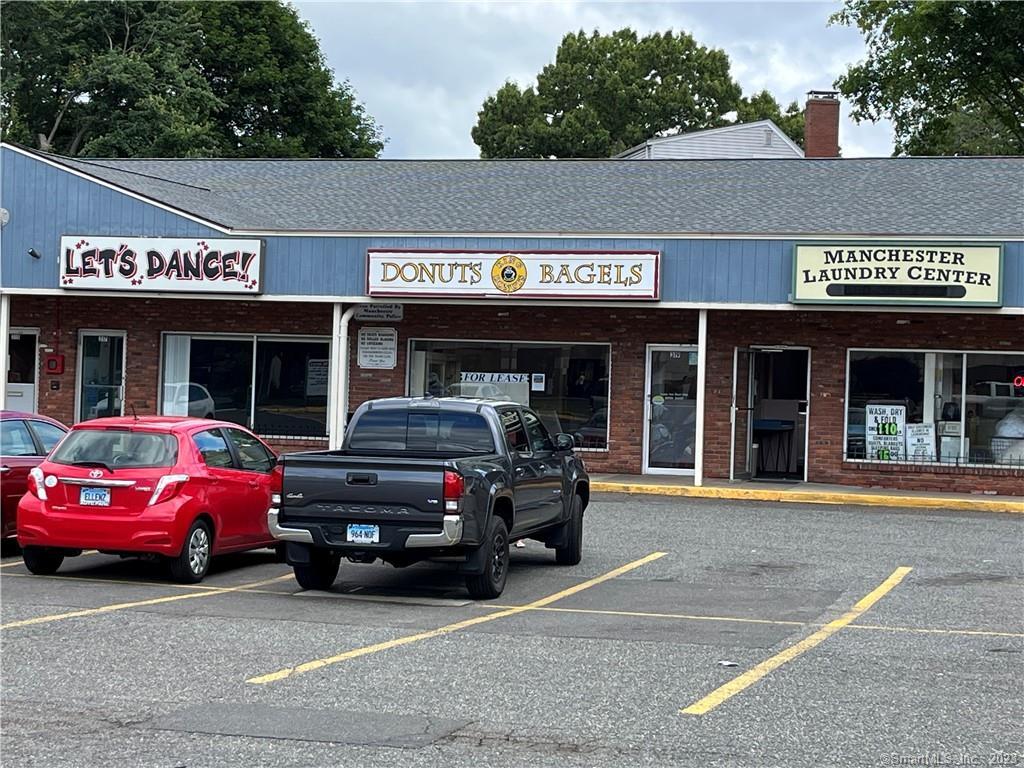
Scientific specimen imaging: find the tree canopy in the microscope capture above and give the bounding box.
[1,0,384,158]
[832,0,1024,155]
[471,28,804,158]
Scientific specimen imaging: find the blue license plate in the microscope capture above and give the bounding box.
[80,487,111,507]
[346,524,379,544]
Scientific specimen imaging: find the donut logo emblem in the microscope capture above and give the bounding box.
[490,255,528,294]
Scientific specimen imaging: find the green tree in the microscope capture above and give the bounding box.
[194,1,382,157]
[472,28,747,158]
[1,0,383,157]
[831,0,1024,155]
[737,90,804,148]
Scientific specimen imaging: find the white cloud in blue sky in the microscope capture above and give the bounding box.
[295,1,895,158]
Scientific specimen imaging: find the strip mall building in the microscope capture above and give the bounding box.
[1,142,1021,494]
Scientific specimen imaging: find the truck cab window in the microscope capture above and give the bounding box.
[500,410,530,454]
[522,409,554,453]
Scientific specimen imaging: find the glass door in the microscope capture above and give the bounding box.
[730,347,754,480]
[78,332,125,422]
[644,346,698,473]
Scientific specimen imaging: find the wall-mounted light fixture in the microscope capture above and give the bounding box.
[28,248,42,259]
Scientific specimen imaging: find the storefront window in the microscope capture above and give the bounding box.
[408,340,610,448]
[161,335,328,437]
[846,350,1023,466]
[965,353,1024,465]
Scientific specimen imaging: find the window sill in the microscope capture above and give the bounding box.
[843,458,1023,474]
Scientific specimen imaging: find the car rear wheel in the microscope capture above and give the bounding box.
[465,516,509,600]
[555,495,584,566]
[293,549,340,590]
[22,546,64,575]
[170,519,213,583]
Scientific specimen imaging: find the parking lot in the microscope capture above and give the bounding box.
[2,493,1022,768]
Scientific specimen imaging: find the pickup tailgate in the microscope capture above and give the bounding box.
[279,453,449,548]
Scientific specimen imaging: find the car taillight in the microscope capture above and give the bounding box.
[443,470,464,512]
[148,474,189,506]
[28,467,47,501]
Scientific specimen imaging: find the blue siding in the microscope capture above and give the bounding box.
[2,147,1022,306]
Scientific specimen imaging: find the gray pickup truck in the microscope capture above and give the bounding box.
[269,397,590,598]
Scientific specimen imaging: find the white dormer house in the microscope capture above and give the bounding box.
[616,119,803,159]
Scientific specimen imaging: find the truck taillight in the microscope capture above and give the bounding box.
[148,474,189,506]
[443,470,464,512]
[28,467,47,501]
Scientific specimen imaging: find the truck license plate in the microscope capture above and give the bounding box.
[80,487,111,507]
[347,524,379,544]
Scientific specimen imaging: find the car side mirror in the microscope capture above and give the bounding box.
[555,433,575,452]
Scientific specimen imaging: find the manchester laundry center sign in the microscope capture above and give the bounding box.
[792,243,1002,306]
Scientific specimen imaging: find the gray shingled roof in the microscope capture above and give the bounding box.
[39,151,1024,236]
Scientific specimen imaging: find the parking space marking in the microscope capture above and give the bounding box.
[246,550,668,685]
[680,566,913,716]
[0,573,294,630]
[483,604,1024,638]
[0,550,100,569]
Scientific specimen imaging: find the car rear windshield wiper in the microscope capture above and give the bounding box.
[71,460,114,473]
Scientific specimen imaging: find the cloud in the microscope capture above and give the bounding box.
[294,1,894,158]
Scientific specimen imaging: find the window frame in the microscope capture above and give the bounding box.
[223,427,276,474]
[844,346,1024,469]
[1,419,40,457]
[406,337,612,452]
[159,331,331,440]
[25,420,68,455]
[497,407,531,457]
[191,427,237,470]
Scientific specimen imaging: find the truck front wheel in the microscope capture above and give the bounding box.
[465,516,509,600]
[293,549,341,591]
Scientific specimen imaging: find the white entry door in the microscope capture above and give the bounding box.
[643,345,698,474]
[6,329,39,412]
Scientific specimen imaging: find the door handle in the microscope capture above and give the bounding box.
[0,466,9,474]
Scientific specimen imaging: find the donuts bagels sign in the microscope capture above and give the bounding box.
[367,249,660,299]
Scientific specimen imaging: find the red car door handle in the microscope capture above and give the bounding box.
[0,466,10,474]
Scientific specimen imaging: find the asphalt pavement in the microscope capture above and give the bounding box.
[1,495,1022,768]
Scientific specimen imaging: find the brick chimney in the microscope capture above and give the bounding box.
[804,90,840,158]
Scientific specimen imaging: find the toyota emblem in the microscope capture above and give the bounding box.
[89,469,103,479]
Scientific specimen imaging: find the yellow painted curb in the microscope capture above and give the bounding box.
[590,481,1024,514]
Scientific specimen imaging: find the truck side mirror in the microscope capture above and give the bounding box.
[555,433,575,452]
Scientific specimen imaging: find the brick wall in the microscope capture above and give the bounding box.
[11,295,1021,493]
[348,304,699,473]
[704,310,1024,494]
[10,295,331,441]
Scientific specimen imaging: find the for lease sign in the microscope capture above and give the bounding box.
[793,243,1002,306]
[60,236,263,293]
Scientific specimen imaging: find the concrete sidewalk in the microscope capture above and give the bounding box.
[590,474,1024,514]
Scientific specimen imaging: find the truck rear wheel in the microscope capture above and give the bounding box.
[555,495,584,566]
[294,549,341,591]
[465,516,509,600]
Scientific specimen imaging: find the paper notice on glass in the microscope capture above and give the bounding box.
[357,327,397,369]
[905,422,936,462]
[865,404,906,461]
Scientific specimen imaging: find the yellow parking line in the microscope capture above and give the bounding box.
[483,604,1023,639]
[1,573,294,630]
[0,550,101,569]
[247,551,668,685]
[680,566,912,716]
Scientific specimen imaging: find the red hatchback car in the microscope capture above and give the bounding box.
[1,410,69,540]
[17,417,280,582]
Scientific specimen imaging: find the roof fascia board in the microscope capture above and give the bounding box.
[2,142,232,234]
[221,230,1021,241]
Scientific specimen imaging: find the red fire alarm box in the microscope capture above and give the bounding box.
[43,353,65,375]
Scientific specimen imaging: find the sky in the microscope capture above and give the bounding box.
[294,1,896,159]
